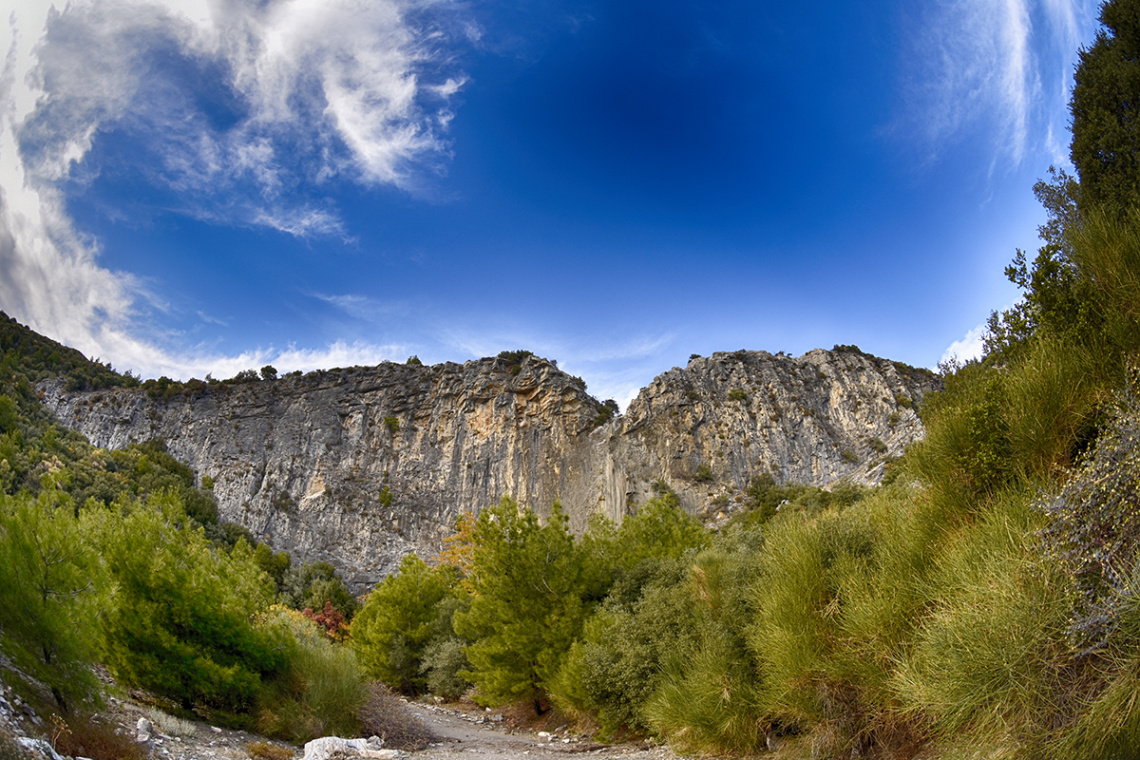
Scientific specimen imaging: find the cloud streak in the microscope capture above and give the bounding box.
[0,0,467,377]
[900,0,1098,167]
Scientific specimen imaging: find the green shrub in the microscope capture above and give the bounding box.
[422,635,471,700]
[727,388,748,402]
[453,498,607,711]
[644,539,766,755]
[693,463,714,483]
[610,492,709,572]
[1040,390,1140,651]
[383,415,399,435]
[0,491,105,712]
[645,631,764,754]
[280,561,358,621]
[553,559,694,734]
[893,491,1070,755]
[256,608,368,742]
[95,494,285,717]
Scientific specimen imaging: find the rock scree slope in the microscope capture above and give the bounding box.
[39,348,939,590]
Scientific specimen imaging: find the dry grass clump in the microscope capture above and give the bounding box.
[246,740,294,760]
[355,684,438,750]
[52,713,146,760]
[0,729,35,760]
[144,706,198,737]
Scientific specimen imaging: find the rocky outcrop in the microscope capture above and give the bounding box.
[39,348,939,590]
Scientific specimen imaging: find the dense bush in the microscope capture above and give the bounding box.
[352,554,459,693]
[1040,388,1140,652]
[0,491,105,712]
[453,498,608,711]
[96,494,286,717]
[255,608,368,742]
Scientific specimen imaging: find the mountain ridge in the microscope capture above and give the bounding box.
[34,333,940,590]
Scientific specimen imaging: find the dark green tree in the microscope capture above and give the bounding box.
[453,497,606,712]
[1071,0,1140,214]
[95,493,286,715]
[351,554,458,693]
[984,169,1103,358]
[0,491,105,711]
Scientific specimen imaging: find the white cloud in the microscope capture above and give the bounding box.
[0,0,467,378]
[111,339,404,381]
[940,323,988,366]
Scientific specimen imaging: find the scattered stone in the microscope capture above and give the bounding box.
[302,735,398,760]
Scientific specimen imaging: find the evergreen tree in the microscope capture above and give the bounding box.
[351,554,458,693]
[453,497,605,712]
[95,493,286,714]
[1071,0,1140,214]
[0,491,105,711]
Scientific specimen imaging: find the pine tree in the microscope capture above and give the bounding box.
[351,553,457,693]
[453,497,605,712]
[1071,0,1140,214]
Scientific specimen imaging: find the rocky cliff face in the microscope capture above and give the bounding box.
[39,348,940,590]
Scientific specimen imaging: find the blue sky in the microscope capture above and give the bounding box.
[0,0,1101,406]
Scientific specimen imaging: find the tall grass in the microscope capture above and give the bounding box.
[1069,206,1140,351]
[645,632,765,755]
[745,485,941,759]
[892,490,1073,757]
[644,544,766,755]
[256,607,368,742]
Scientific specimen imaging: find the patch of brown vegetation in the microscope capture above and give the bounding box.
[356,684,439,751]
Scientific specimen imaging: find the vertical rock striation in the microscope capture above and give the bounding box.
[40,348,940,590]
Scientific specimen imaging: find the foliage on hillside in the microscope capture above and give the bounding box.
[10,4,1140,756]
[0,316,364,741]
[347,5,1140,758]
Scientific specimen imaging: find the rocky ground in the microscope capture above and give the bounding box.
[1,677,687,760]
[405,703,682,760]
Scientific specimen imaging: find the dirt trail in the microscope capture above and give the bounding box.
[1,675,686,760]
[404,704,682,760]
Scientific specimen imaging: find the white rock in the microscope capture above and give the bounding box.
[302,736,397,760]
[16,737,66,760]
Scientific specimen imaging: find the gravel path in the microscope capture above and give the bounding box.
[404,704,682,760]
[2,676,689,760]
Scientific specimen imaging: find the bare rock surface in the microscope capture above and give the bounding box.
[39,348,940,590]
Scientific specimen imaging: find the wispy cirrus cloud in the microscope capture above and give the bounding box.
[898,0,1098,168]
[311,292,411,322]
[0,0,468,377]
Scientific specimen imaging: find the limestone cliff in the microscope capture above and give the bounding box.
[39,348,939,590]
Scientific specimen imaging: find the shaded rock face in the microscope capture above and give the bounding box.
[40,349,940,590]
